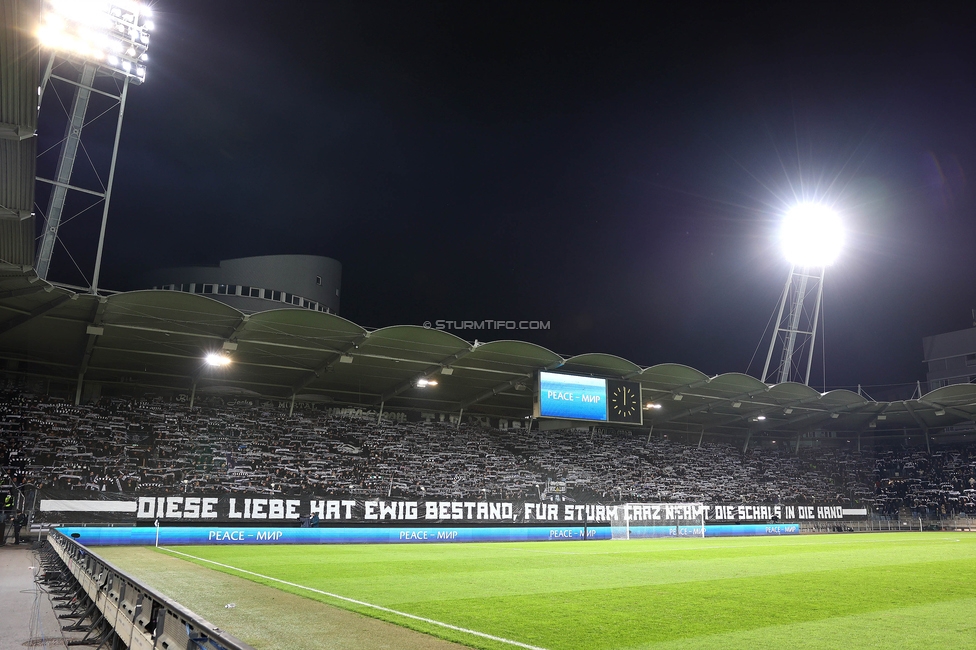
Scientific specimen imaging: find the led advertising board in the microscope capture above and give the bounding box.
[535,372,643,425]
[537,372,607,420]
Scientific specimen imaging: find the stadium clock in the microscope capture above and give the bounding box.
[607,379,643,425]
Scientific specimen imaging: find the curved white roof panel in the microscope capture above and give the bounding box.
[1,266,974,435]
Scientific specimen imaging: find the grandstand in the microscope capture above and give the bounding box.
[2,389,974,518]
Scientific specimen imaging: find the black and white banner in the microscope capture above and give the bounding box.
[35,491,867,525]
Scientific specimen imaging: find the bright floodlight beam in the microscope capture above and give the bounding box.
[780,203,844,268]
[38,0,153,83]
[761,203,843,386]
[205,353,232,367]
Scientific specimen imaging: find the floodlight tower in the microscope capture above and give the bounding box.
[761,204,844,386]
[34,0,153,292]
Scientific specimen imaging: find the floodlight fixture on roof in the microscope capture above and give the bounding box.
[204,353,232,367]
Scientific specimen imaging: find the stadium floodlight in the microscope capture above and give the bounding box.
[34,0,154,290]
[205,353,232,367]
[761,203,843,386]
[645,403,662,410]
[780,203,844,268]
[416,379,437,388]
[38,0,153,84]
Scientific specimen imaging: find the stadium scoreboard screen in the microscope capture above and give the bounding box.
[535,371,643,425]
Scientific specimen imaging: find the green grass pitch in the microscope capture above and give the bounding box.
[160,533,976,650]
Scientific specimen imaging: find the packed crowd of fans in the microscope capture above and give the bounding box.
[1,389,974,518]
[872,449,976,517]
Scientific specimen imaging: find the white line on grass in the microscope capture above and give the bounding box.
[158,547,549,650]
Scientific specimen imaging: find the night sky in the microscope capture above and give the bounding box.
[36,2,976,395]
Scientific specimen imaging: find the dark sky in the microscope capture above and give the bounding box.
[37,1,976,395]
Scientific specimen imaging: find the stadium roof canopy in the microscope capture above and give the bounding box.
[3,266,976,439]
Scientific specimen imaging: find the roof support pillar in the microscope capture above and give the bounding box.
[0,293,71,336]
[289,393,296,417]
[458,360,562,412]
[75,297,108,405]
[377,401,384,424]
[226,314,250,342]
[918,399,974,422]
[903,400,927,433]
[692,393,826,431]
[796,431,802,456]
[456,407,463,431]
[697,425,704,449]
[742,431,752,454]
[377,347,473,406]
[646,424,654,444]
[291,333,369,395]
[925,429,931,455]
[647,385,770,426]
[189,380,197,409]
[0,284,47,299]
[458,376,525,410]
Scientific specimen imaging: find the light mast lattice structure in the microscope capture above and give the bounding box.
[760,264,825,386]
[34,0,153,292]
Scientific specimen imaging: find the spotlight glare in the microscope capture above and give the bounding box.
[780,203,844,267]
[205,353,231,367]
[38,0,153,83]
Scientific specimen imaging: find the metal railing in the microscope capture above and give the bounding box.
[47,529,254,650]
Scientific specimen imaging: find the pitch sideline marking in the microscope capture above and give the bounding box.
[158,547,549,650]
